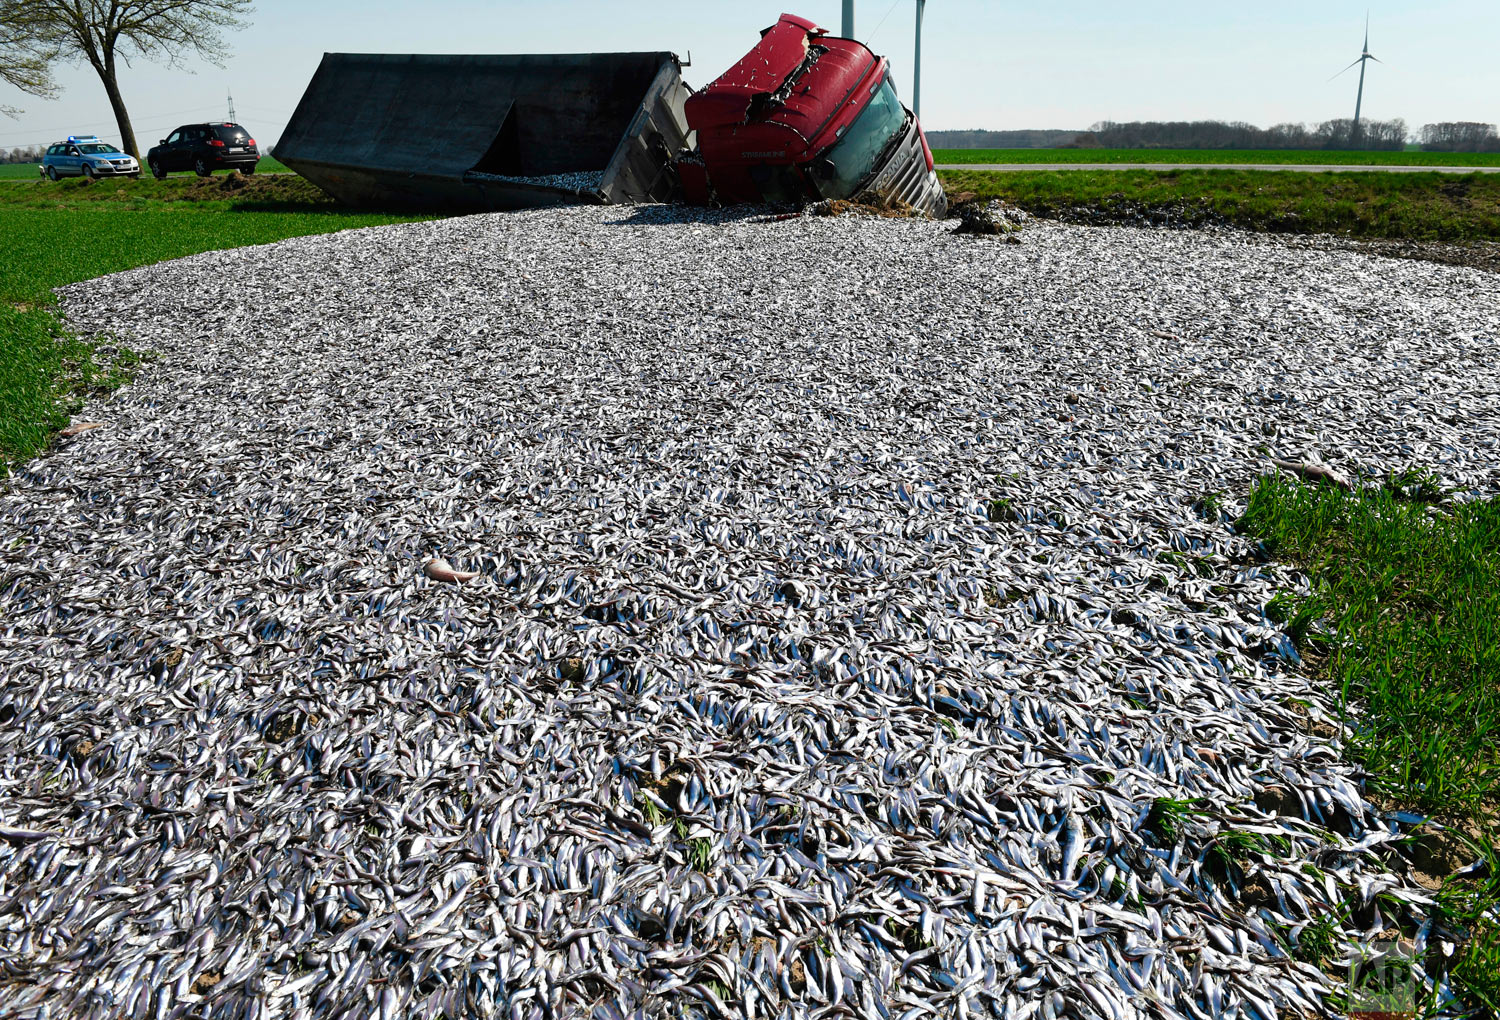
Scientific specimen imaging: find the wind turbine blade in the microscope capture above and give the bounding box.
[1366,54,1383,63]
[1329,57,1362,81]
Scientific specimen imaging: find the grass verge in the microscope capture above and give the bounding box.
[0,173,436,471]
[1240,472,1500,1013]
[940,168,1500,241]
[933,147,1500,167]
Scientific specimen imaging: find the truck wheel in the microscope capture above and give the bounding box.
[149,159,165,180]
[194,158,211,177]
[46,166,58,181]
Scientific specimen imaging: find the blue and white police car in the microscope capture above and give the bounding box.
[39,136,140,180]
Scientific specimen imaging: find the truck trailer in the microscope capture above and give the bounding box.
[276,13,944,218]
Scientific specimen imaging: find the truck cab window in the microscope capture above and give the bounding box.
[816,77,906,200]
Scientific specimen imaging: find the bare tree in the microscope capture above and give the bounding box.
[0,2,59,116]
[8,0,252,155]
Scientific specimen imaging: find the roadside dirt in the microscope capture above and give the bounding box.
[153,173,330,205]
[1344,237,1500,275]
[44,171,332,205]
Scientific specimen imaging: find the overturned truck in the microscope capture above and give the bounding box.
[678,13,944,216]
[277,13,944,217]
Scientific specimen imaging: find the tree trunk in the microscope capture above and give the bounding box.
[95,50,137,158]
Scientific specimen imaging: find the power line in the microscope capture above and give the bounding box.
[0,103,225,139]
[864,0,904,43]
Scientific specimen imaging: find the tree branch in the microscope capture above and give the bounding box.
[2,0,252,148]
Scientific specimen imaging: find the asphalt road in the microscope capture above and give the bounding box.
[936,162,1500,174]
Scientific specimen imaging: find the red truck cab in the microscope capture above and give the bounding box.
[679,13,945,216]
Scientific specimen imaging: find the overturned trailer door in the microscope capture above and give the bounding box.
[276,52,691,211]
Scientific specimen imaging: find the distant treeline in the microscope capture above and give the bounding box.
[1418,122,1500,153]
[929,119,1500,153]
[0,145,46,163]
[925,129,1084,149]
[1082,119,1408,150]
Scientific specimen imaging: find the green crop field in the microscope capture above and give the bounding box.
[933,147,1500,167]
[1243,473,1500,1013]
[0,174,434,470]
[941,167,1500,241]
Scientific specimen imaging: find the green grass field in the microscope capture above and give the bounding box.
[0,154,293,180]
[1242,473,1500,1013]
[933,147,1500,167]
[941,168,1500,241]
[0,174,433,470]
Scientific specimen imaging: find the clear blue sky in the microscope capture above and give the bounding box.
[2,0,1496,152]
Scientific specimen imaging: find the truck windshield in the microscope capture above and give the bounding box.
[818,77,906,199]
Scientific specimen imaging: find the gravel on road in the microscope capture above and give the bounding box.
[2,205,1498,1018]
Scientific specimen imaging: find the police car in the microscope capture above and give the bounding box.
[39,136,140,180]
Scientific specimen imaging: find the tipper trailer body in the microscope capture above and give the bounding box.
[276,52,690,210]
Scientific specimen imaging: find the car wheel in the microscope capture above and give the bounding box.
[242,164,255,176]
[194,158,211,177]
[149,159,166,180]
[45,166,58,181]
[83,164,96,180]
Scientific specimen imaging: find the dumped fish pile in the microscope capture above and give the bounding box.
[467,170,607,192]
[4,207,1499,1019]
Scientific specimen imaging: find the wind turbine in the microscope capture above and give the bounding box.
[1331,14,1381,142]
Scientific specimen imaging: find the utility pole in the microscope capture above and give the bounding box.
[842,0,854,38]
[913,0,926,119]
[227,91,237,123]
